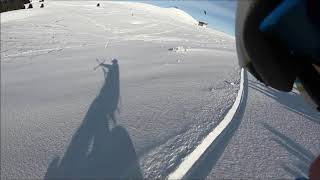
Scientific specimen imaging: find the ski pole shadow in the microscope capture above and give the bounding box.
[248,80,320,125]
[44,60,142,179]
[262,123,315,178]
[185,70,248,179]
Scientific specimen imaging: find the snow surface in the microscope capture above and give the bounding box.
[1,1,238,179]
[168,69,245,179]
[188,74,320,179]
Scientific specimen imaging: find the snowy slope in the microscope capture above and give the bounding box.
[1,1,238,179]
[187,74,320,179]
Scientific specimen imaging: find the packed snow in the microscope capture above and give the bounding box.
[187,75,320,179]
[206,76,320,179]
[1,1,238,179]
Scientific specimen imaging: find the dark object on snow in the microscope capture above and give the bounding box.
[39,0,44,2]
[44,59,142,179]
[0,0,29,13]
[309,155,320,180]
[198,21,208,27]
[97,3,100,7]
[27,3,33,8]
[40,3,44,8]
[204,10,207,15]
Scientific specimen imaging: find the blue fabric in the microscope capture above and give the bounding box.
[260,0,301,31]
[260,0,320,60]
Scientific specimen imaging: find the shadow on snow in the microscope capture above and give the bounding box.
[251,78,319,178]
[262,123,315,178]
[45,61,142,179]
[249,80,320,125]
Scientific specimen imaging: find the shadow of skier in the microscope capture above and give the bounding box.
[45,59,142,179]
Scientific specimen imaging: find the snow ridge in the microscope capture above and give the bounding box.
[140,70,241,179]
[168,68,245,179]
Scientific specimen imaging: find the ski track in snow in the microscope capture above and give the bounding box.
[1,1,239,179]
[205,75,320,179]
[168,68,245,179]
[180,73,320,179]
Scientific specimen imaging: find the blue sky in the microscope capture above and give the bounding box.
[137,0,236,36]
